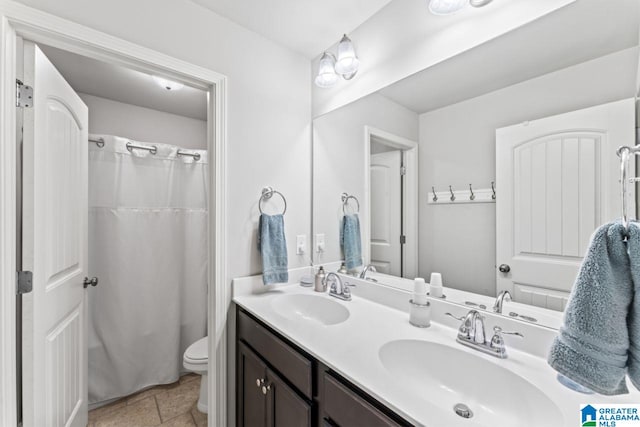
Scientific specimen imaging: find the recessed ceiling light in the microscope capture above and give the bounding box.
[428,0,468,15]
[152,76,184,91]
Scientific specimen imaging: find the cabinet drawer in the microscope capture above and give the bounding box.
[238,310,313,399]
[323,373,403,427]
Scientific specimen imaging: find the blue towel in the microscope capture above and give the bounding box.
[257,214,288,285]
[626,223,640,390]
[340,214,362,270]
[548,221,632,395]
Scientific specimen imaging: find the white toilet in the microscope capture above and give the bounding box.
[183,336,208,414]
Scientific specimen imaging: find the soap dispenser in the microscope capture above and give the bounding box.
[314,266,326,292]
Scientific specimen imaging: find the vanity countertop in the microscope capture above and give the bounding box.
[233,277,640,427]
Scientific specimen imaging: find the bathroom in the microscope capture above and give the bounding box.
[1,0,640,427]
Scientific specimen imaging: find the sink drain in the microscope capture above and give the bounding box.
[453,403,473,419]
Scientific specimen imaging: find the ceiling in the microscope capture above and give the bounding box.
[40,45,208,121]
[188,0,393,59]
[379,0,640,114]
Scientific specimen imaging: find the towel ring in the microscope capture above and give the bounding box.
[341,193,360,214]
[259,186,287,215]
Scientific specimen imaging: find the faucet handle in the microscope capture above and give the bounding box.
[446,312,476,340]
[493,326,523,338]
[489,326,523,357]
[445,312,464,321]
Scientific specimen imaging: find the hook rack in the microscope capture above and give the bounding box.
[428,182,496,205]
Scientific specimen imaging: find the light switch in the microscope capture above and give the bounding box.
[315,233,325,253]
[296,234,306,255]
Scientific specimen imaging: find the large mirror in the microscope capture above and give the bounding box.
[312,0,640,329]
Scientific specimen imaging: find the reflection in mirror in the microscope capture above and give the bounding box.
[312,0,640,329]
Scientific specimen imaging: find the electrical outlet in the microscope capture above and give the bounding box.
[315,233,325,253]
[296,234,306,255]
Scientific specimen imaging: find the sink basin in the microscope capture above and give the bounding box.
[378,340,563,426]
[270,294,350,326]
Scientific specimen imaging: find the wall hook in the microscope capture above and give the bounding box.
[469,184,475,201]
[431,186,438,202]
[491,181,496,200]
[449,185,456,202]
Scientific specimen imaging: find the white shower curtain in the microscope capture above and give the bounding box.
[87,134,208,404]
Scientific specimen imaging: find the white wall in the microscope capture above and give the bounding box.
[419,47,639,297]
[313,93,418,265]
[312,0,575,116]
[79,93,207,149]
[11,0,312,423]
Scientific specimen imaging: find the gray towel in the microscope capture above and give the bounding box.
[548,221,632,395]
[257,214,288,285]
[626,223,640,390]
[340,214,363,270]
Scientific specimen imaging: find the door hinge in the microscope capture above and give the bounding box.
[17,271,33,294]
[400,235,406,244]
[16,80,33,108]
[400,166,407,176]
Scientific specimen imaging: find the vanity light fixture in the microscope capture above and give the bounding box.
[428,0,493,15]
[428,0,468,15]
[152,75,184,91]
[314,52,340,88]
[334,34,360,79]
[469,0,493,7]
[314,34,360,88]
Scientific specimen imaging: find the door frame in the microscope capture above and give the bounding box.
[363,126,418,278]
[0,2,228,426]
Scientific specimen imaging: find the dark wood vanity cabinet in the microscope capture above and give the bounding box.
[236,308,412,427]
[238,342,312,427]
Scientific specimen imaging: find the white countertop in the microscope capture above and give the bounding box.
[232,274,640,427]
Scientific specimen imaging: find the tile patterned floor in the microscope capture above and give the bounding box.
[87,374,207,427]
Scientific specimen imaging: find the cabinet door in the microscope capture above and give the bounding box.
[238,343,268,427]
[266,368,312,427]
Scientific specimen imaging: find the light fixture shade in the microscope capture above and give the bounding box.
[152,76,184,91]
[314,52,339,88]
[470,0,493,7]
[428,0,468,15]
[334,34,360,77]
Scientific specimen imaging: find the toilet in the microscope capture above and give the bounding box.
[183,336,208,414]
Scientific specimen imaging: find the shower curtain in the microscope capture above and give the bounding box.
[87,134,208,404]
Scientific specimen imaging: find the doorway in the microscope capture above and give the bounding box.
[364,127,418,279]
[0,9,227,427]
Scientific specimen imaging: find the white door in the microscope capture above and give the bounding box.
[21,42,89,427]
[496,99,635,310]
[370,150,402,275]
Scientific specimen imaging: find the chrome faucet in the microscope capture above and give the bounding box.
[446,309,523,358]
[493,290,512,314]
[324,272,351,301]
[359,264,377,282]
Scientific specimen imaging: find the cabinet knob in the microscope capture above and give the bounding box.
[256,378,264,387]
[261,384,271,395]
